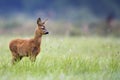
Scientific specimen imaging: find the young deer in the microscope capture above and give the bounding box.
[9,18,49,64]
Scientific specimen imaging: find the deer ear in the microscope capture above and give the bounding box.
[37,18,41,24]
[43,19,48,24]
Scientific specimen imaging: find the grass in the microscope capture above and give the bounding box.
[0,36,120,80]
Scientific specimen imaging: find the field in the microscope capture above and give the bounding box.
[0,36,120,80]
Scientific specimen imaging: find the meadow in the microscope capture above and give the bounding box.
[0,36,120,80]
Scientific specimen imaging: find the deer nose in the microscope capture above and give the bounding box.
[45,32,49,34]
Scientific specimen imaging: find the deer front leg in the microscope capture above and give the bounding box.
[29,54,37,62]
[29,52,39,62]
[29,47,39,62]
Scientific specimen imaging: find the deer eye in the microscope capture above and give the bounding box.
[41,26,45,29]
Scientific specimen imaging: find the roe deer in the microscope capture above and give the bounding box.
[9,18,49,64]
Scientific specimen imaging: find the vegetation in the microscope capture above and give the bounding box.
[0,36,120,80]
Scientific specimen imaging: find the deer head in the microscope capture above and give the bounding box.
[36,18,49,35]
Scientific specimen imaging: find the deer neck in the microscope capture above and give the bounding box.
[33,31,42,47]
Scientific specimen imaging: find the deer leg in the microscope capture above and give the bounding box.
[29,56,36,62]
[12,56,23,64]
[29,55,36,62]
[12,56,17,64]
[11,52,22,64]
[29,48,39,62]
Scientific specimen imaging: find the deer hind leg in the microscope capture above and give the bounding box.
[11,52,22,64]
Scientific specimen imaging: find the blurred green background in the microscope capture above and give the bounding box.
[0,0,120,36]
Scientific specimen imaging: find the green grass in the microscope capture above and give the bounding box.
[0,36,120,80]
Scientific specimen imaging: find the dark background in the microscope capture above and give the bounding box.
[0,0,119,18]
[0,0,120,36]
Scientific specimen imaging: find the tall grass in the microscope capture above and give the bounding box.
[0,36,120,80]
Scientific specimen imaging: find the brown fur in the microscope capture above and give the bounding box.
[9,18,48,64]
